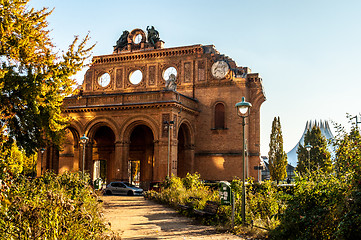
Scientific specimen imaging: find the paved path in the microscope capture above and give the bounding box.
[101,195,244,240]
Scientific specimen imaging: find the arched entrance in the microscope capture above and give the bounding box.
[91,126,115,182]
[177,123,193,178]
[59,128,79,174]
[129,125,154,189]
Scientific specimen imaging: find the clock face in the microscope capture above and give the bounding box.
[211,61,229,79]
[98,73,111,87]
[134,34,142,44]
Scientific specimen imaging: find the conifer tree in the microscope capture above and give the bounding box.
[0,0,94,155]
[268,117,288,183]
[296,126,332,174]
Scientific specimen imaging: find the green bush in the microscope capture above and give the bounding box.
[0,171,114,239]
[269,170,355,240]
[230,179,289,231]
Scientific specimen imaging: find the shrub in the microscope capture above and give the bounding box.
[230,179,289,232]
[0,171,114,239]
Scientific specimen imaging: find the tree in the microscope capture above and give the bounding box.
[0,0,94,156]
[268,116,288,183]
[333,121,361,175]
[296,126,332,174]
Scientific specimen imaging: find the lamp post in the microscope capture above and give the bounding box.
[235,97,252,225]
[40,148,45,175]
[164,121,174,178]
[305,144,312,171]
[80,134,89,174]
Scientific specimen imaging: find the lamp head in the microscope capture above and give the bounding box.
[305,144,312,152]
[235,97,252,116]
[40,148,45,154]
[80,134,89,145]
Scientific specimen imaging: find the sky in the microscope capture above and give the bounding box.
[28,0,361,156]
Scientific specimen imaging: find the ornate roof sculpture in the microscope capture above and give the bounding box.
[287,120,334,167]
[113,26,164,53]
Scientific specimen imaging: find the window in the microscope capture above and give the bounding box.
[214,103,225,129]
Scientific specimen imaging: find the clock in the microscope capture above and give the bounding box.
[211,60,229,79]
[98,73,111,87]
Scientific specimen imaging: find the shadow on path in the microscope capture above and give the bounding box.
[101,195,244,240]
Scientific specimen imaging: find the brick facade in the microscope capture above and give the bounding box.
[37,28,266,188]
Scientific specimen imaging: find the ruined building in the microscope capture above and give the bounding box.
[37,27,266,189]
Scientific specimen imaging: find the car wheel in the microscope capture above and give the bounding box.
[127,190,134,196]
[106,190,112,195]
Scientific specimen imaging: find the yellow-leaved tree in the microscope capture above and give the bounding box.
[0,0,94,160]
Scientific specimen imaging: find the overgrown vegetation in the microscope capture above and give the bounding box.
[0,2,113,237]
[0,171,116,239]
[145,173,291,238]
[270,121,361,239]
[146,120,361,239]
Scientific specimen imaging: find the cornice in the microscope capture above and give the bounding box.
[92,45,204,65]
[63,101,199,115]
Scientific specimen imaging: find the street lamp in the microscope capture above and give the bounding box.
[40,148,45,175]
[235,96,252,225]
[164,121,174,178]
[80,134,89,174]
[305,144,312,171]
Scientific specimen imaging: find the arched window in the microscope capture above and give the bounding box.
[214,103,225,129]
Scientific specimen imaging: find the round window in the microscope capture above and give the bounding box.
[163,67,177,81]
[129,70,143,85]
[98,72,111,87]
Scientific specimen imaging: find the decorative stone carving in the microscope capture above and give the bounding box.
[164,74,177,91]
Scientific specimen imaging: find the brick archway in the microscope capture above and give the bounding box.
[177,120,195,177]
[86,124,116,182]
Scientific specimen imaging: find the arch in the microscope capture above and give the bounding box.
[177,119,195,177]
[67,119,83,138]
[120,115,159,141]
[58,126,80,174]
[128,124,155,189]
[119,116,159,190]
[214,102,226,129]
[84,117,120,141]
[90,125,116,182]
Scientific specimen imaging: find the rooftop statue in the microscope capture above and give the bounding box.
[114,30,129,51]
[146,26,160,46]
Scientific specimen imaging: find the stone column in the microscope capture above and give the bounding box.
[154,139,168,181]
[114,141,123,181]
[73,145,79,171]
[170,140,178,176]
[121,141,130,182]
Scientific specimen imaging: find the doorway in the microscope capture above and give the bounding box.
[129,125,154,190]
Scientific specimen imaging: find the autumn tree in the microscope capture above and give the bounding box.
[0,0,94,156]
[333,121,361,175]
[268,117,288,183]
[296,126,332,174]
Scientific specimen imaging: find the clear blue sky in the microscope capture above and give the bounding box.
[29,0,361,156]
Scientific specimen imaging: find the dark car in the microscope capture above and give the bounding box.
[104,181,143,196]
